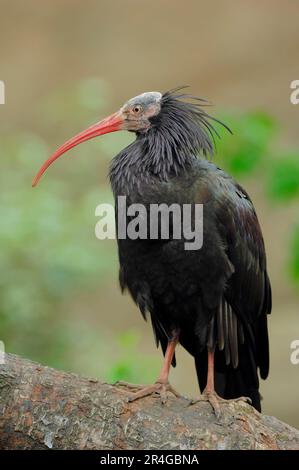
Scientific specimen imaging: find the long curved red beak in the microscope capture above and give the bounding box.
[32,111,124,187]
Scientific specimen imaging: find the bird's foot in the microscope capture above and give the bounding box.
[189,389,251,419]
[115,380,182,404]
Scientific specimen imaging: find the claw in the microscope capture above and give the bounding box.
[117,380,183,404]
[189,391,222,418]
[189,390,252,419]
[233,396,252,405]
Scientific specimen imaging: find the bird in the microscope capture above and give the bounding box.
[32,87,271,415]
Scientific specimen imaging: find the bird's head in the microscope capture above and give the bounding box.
[32,88,228,186]
[119,91,162,132]
[32,91,163,186]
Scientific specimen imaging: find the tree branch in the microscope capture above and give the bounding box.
[0,353,298,450]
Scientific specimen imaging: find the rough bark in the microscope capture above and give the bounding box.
[0,353,298,450]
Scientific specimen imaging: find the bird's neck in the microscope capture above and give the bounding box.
[109,129,197,195]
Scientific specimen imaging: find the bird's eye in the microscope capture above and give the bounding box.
[132,105,142,114]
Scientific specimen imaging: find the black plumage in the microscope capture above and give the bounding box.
[110,89,271,411]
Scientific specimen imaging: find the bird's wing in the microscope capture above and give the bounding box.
[212,173,271,379]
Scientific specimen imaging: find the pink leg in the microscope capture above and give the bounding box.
[116,335,183,404]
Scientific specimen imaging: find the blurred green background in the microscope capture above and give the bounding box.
[0,1,298,427]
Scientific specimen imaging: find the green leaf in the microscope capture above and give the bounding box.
[289,225,299,284]
[267,156,299,201]
[215,111,276,176]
